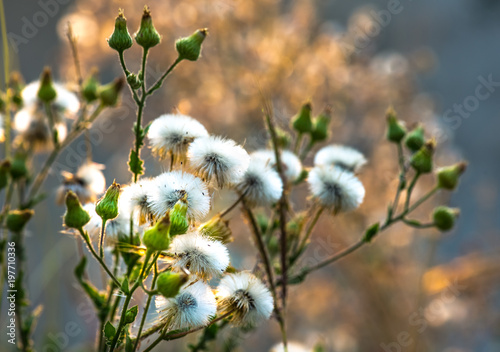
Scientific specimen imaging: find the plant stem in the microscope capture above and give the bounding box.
[99,219,106,258]
[146,57,182,96]
[390,143,406,216]
[294,207,324,261]
[219,188,248,218]
[0,0,10,158]
[404,172,420,211]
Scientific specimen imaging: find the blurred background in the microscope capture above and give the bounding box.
[1,0,499,351]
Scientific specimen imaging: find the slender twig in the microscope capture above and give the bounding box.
[404,172,420,211]
[99,219,106,258]
[66,22,83,86]
[293,207,324,261]
[0,0,11,158]
[390,143,406,216]
[219,188,249,218]
[146,57,182,96]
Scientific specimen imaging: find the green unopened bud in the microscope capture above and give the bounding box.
[310,106,332,142]
[410,140,435,174]
[9,72,24,107]
[126,73,142,90]
[82,68,99,103]
[7,209,34,233]
[176,28,208,61]
[386,107,406,143]
[437,162,467,190]
[0,160,10,190]
[143,214,171,251]
[404,124,425,152]
[96,181,120,221]
[169,196,189,237]
[107,10,133,53]
[37,67,57,103]
[199,215,232,243]
[135,6,161,50]
[432,206,459,231]
[10,153,28,180]
[64,191,91,229]
[98,78,124,107]
[157,271,188,298]
[291,102,313,134]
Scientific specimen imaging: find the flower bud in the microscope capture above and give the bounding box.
[437,162,467,190]
[291,102,313,134]
[107,10,133,53]
[64,191,91,229]
[96,181,120,221]
[404,124,425,152]
[7,209,34,233]
[126,73,142,90]
[98,78,124,107]
[135,6,161,50]
[310,106,332,142]
[143,213,171,251]
[10,153,28,180]
[386,107,406,143]
[82,68,99,103]
[0,160,10,190]
[8,72,24,108]
[176,28,208,61]
[37,67,57,103]
[432,206,459,231]
[410,140,435,174]
[156,271,188,298]
[198,215,232,243]
[169,196,189,237]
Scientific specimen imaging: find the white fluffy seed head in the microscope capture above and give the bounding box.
[170,232,229,279]
[147,113,208,162]
[120,178,156,225]
[56,162,106,205]
[314,145,367,173]
[216,272,273,326]
[148,171,210,222]
[22,81,80,118]
[308,165,365,213]
[188,136,250,188]
[156,280,217,330]
[251,149,302,182]
[236,153,283,206]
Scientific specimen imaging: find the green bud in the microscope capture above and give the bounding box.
[64,191,91,229]
[0,160,11,190]
[7,209,34,233]
[433,206,459,231]
[8,72,24,108]
[310,106,332,142]
[135,6,161,50]
[143,214,171,251]
[156,271,188,298]
[404,124,425,152]
[37,67,57,103]
[98,78,124,107]
[126,73,142,90]
[107,10,133,53]
[410,140,435,174]
[386,107,406,143]
[437,162,467,190]
[82,68,99,103]
[198,215,232,243]
[176,28,208,61]
[96,181,120,221]
[291,102,313,134]
[169,196,189,237]
[10,153,28,180]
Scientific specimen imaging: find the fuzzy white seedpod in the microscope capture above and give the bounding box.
[308,165,365,213]
[22,81,80,118]
[251,149,302,182]
[270,342,311,352]
[170,232,229,279]
[148,171,210,222]
[82,203,132,246]
[216,272,273,326]
[188,136,250,188]
[236,154,283,206]
[147,113,209,162]
[155,280,217,330]
[314,144,367,173]
[120,178,156,225]
[56,162,106,205]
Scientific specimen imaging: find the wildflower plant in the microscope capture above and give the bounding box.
[0,4,468,352]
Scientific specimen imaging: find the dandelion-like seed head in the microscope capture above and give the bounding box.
[216,272,273,326]
[188,136,250,188]
[56,162,106,205]
[170,232,229,279]
[314,145,367,173]
[147,113,208,162]
[251,149,302,182]
[308,165,365,213]
[120,178,155,225]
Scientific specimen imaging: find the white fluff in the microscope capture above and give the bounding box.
[148,171,210,222]
[308,165,365,213]
[120,178,156,225]
[170,232,229,279]
[251,149,302,182]
[56,162,106,205]
[236,154,283,206]
[147,113,208,161]
[216,272,273,326]
[314,144,367,173]
[188,136,250,188]
[22,81,80,117]
[155,280,217,330]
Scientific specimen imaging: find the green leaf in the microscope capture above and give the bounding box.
[124,305,138,324]
[128,149,144,176]
[121,277,130,295]
[80,281,106,310]
[104,321,116,344]
[363,222,380,243]
[125,335,134,352]
[74,256,87,281]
